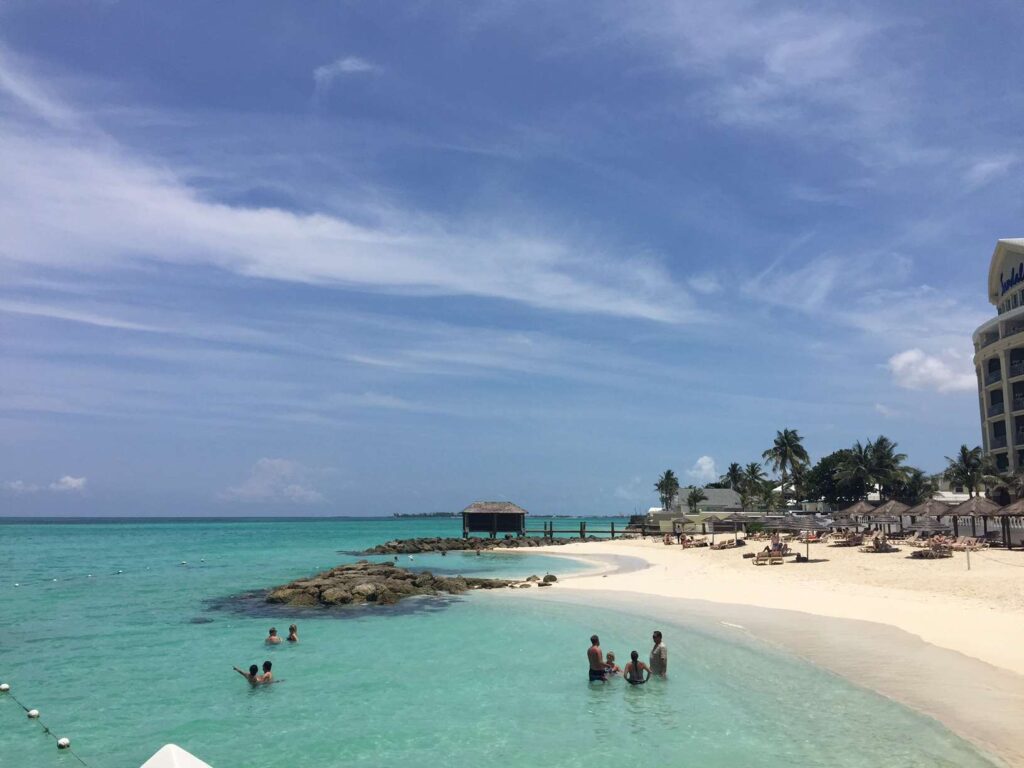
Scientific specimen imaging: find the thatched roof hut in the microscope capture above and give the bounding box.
[839,500,878,517]
[461,501,528,538]
[949,497,1001,517]
[904,499,954,518]
[870,500,909,518]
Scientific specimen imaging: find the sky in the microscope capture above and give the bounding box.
[1,0,1022,516]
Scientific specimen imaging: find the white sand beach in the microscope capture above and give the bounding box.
[527,537,1024,766]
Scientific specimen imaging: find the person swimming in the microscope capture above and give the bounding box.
[259,660,273,683]
[233,664,260,686]
[286,624,298,643]
[266,627,282,645]
[624,651,650,685]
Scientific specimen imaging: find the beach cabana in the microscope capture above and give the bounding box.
[989,499,1024,549]
[461,501,527,539]
[868,500,909,532]
[904,499,953,527]
[949,497,1000,539]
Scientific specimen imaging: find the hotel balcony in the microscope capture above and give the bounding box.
[989,402,1005,417]
[981,334,1001,348]
[1011,361,1024,378]
[986,369,1003,386]
[1005,323,1024,339]
[991,435,1008,449]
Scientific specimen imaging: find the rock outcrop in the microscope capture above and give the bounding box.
[265,561,516,607]
[363,536,600,555]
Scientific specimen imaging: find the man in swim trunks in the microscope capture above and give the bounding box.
[266,627,282,645]
[258,660,273,683]
[588,634,607,682]
[650,630,667,678]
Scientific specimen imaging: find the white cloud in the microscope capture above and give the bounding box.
[874,403,899,418]
[3,476,87,494]
[687,455,717,483]
[687,273,720,294]
[963,154,1018,190]
[221,458,325,504]
[50,475,87,492]
[313,56,379,92]
[887,349,976,393]
[3,480,39,494]
[0,63,695,325]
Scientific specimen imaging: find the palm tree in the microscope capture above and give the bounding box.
[943,445,983,498]
[757,481,780,512]
[762,428,810,507]
[719,462,744,491]
[655,470,680,512]
[893,467,939,505]
[686,487,708,514]
[869,435,907,499]
[835,440,874,498]
[740,462,767,510]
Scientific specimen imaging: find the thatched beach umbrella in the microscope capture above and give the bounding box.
[949,497,1001,539]
[715,512,747,543]
[839,500,878,520]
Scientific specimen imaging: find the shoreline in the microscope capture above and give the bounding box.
[520,538,1024,767]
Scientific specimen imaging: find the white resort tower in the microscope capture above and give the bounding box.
[974,238,1024,472]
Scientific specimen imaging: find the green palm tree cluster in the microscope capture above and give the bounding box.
[834,436,907,500]
[739,462,767,511]
[654,469,680,512]
[719,462,744,492]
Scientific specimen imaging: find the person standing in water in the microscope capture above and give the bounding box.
[258,660,273,683]
[266,627,282,645]
[233,664,260,686]
[587,635,607,682]
[649,630,667,678]
[624,651,650,685]
[286,624,298,643]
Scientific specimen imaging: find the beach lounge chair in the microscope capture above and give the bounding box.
[769,553,785,565]
[752,551,770,566]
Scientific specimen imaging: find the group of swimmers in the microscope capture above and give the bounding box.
[588,630,668,685]
[233,625,298,687]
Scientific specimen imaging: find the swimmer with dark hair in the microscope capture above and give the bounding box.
[624,651,650,685]
[234,664,260,686]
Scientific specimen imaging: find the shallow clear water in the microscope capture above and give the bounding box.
[0,519,995,767]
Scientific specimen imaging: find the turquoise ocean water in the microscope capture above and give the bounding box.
[0,518,995,767]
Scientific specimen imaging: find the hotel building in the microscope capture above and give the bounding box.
[974,238,1024,471]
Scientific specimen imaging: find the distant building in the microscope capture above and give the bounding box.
[974,238,1024,472]
[646,487,742,524]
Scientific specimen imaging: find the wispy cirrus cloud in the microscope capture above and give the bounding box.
[3,475,87,494]
[0,58,696,325]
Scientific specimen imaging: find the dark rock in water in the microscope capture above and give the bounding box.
[188,617,215,624]
[265,560,514,608]
[542,574,557,583]
[362,536,601,555]
[537,581,552,587]
[527,574,540,582]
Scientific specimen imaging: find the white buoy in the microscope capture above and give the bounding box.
[57,737,70,750]
[180,561,187,566]
[200,558,205,563]
[116,570,123,574]
[27,709,39,719]
[13,583,19,587]
[88,574,93,578]
[408,555,414,560]
[0,683,10,692]
[52,578,58,582]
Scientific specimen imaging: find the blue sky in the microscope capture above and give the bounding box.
[1,1,1022,516]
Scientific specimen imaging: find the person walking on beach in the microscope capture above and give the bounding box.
[650,631,667,678]
[234,664,260,686]
[624,651,650,685]
[266,627,282,645]
[587,635,607,682]
[287,624,298,643]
